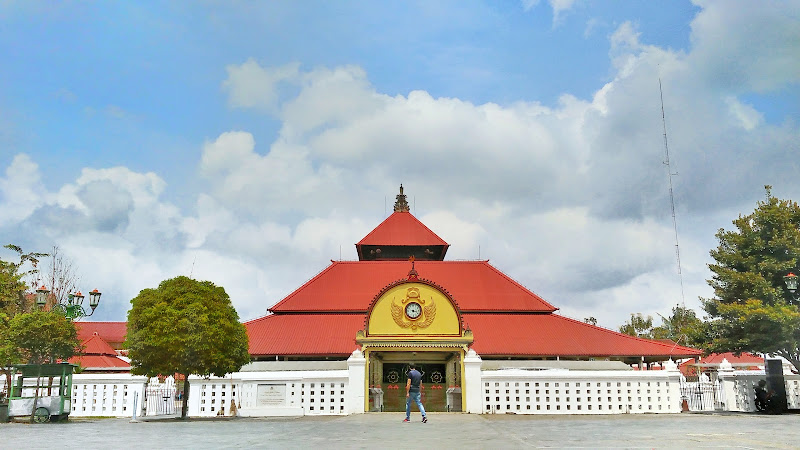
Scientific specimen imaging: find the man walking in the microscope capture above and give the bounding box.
[404,364,427,423]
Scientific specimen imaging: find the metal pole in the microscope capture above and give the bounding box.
[131,391,139,422]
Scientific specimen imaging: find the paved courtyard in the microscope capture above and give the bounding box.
[1,412,796,449]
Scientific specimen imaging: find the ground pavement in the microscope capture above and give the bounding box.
[1,412,796,449]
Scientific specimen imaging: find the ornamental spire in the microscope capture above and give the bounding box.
[407,256,419,280]
[393,184,410,212]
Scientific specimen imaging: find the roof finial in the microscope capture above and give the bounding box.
[407,255,419,280]
[394,184,410,212]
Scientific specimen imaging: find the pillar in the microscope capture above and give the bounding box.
[463,349,483,414]
[716,358,740,411]
[346,349,367,414]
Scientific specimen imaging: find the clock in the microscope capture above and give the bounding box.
[405,302,422,319]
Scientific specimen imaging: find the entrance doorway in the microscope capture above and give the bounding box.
[367,351,462,413]
[381,363,446,412]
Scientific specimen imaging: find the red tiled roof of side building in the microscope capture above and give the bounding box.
[679,352,764,371]
[75,321,127,345]
[81,333,119,356]
[464,313,703,358]
[68,354,131,369]
[356,212,449,247]
[270,260,557,313]
[698,352,764,365]
[246,314,365,356]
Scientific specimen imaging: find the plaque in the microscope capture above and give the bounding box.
[256,384,286,406]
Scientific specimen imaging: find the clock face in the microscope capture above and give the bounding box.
[405,302,422,319]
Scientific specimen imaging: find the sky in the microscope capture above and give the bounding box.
[1,0,799,331]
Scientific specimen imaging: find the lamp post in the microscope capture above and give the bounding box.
[783,272,799,302]
[34,286,101,320]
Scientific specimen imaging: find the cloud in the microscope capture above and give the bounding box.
[222,59,301,112]
[550,0,577,26]
[0,154,46,226]
[724,96,763,131]
[689,0,800,93]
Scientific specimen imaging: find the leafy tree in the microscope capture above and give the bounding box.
[125,276,250,419]
[702,186,800,371]
[651,305,708,348]
[619,313,655,338]
[1,245,85,403]
[1,249,41,401]
[9,310,80,364]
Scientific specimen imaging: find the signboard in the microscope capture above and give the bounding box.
[256,384,286,406]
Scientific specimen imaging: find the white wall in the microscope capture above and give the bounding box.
[478,368,681,415]
[70,374,148,417]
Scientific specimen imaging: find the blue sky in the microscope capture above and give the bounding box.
[1,0,799,329]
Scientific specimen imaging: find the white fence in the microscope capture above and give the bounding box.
[8,354,800,419]
[188,371,350,417]
[480,368,681,415]
[718,370,800,412]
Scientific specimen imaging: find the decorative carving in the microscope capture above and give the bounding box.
[390,287,437,329]
[394,184,410,212]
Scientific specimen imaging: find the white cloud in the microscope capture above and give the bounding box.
[724,96,763,131]
[222,59,301,112]
[0,154,45,226]
[689,0,800,93]
[550,0,577,26]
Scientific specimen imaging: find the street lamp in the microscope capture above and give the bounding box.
[34,286,101,320]
[783,272,799,302]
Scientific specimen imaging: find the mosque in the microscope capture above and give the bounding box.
[244,186,701,412]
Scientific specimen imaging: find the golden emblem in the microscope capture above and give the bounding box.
[391,287,436,330]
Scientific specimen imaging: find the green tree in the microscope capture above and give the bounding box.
[9,310,80,364]
[125,276,250,419]
[619,313,655,338]
[1,248,42,402]
[702,186,800,371]
[651,305,708,348]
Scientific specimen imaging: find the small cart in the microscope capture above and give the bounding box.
[7,363,76,423]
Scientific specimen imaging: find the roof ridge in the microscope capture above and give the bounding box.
[479,261,558,312]
[267,261,336,312]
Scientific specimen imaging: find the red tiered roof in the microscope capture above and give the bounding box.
[69,331,131,371]
[245,195,703,360]
[270,260,556,313]
[247,314,364,356]
[464,314,700,357]
[246,313,701,358]
[357,212,448,247]
[76,321,128,347]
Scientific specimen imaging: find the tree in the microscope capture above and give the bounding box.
[125,276,250,419]
[702,186,800,371]
[651,305,708,348]
[1,247,45,401]
[9,310,79,365]
[0,245,84,403]
[42,246,80,309]
[619,313,655,338]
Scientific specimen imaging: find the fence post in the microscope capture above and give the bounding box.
[716,359,738,411]
[345,349,366,415]
[463,349,483,414]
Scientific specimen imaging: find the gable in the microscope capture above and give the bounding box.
[366,281,462,337]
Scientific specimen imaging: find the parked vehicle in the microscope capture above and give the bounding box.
[7,363,76,422]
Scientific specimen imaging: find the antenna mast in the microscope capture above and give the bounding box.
[660,79,685,306]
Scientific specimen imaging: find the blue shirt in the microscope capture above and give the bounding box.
[408,369,422,393]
